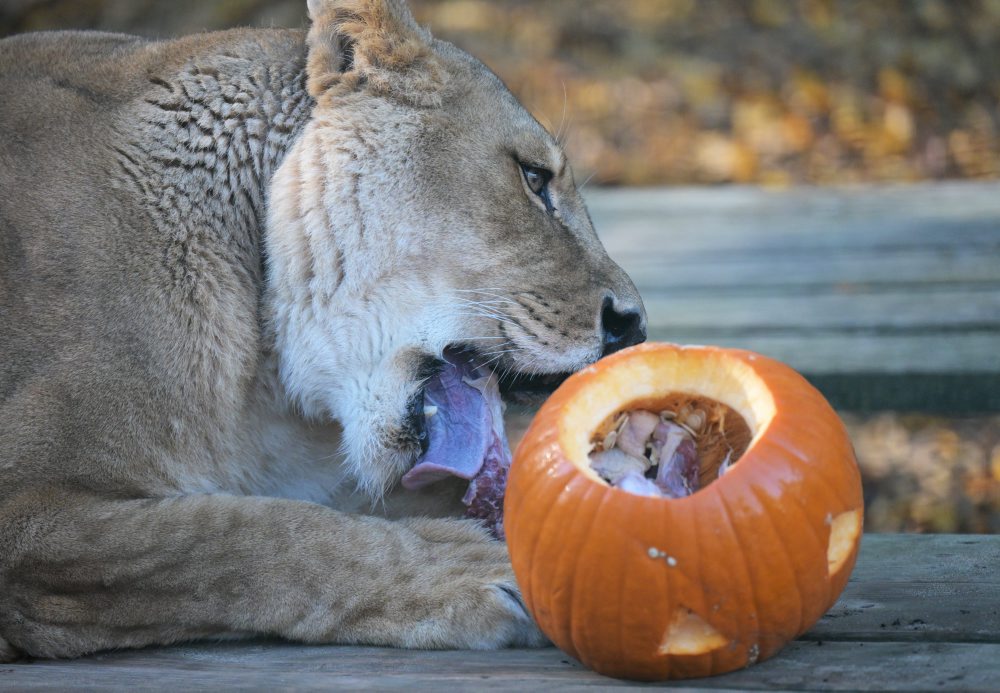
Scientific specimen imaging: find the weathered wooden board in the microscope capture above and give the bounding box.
[584,183,1000,411]
[4,642,999,691]
[641,289,999,331]
[3,534,998,691]
[807,534,1000,643]
[640,332,999,374]
[619,250,999,290]
[587,183,1000,237]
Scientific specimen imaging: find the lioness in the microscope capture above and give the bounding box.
[0,0,645,660]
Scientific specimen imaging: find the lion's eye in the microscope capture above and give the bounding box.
[520,163,555,213]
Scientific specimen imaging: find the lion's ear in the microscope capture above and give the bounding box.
[305,0,445,104]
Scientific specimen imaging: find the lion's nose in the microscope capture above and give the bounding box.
[600,296,646,357]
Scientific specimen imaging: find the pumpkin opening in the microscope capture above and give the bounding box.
[587,394,753,497]
[557,346,777,493]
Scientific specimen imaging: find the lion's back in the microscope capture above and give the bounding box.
[0,32,155,400]
[0,32,150,159]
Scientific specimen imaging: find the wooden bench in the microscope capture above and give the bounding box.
[589,182,1000,412]
[4,183,998,688]
[4,535,997,690]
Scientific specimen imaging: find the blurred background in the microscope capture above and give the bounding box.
[2,0,999,533]
[4,0,1000,185]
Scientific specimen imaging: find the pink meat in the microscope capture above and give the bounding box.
[615,410,660,458]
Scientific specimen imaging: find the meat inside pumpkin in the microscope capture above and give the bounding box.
[587,395,753,498]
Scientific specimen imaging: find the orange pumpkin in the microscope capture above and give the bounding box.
[505,343,863,681]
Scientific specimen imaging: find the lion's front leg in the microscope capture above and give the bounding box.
[0,492,544,660]
[347,515,544,648]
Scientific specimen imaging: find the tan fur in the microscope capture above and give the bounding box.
[0,0,644,660]
[306,0,443,102]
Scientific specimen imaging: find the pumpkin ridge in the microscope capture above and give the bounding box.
[653,505,673,674]
[689,500,710,674]
[614,500,636,674]
[523,457,581,634]
[769,416,843,502]
[568,487,617,667]
[758,365,854,503]
[533,472,597,653]
[765,425,853,512]
[704,490,753,673]
[765,429,858,549]
[747,481,809,638]
[716,485,763,662]
[778,474,835,621]
[691,495,727,678]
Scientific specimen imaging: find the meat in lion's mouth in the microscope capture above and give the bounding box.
[400,346,573,539]
[402,347,510,538]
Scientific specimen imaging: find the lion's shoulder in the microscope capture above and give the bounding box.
[0,27,311,407]
[0,28,307,105]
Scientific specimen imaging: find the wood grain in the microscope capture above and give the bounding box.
[3,534,997,691]
[584,183,1000,411]
[808,534,1000,644]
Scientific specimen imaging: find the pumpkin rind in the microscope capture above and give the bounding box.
[505,343,863,681]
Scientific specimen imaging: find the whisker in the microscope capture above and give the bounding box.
[578,171,597,191]
[453,288,514,294]
[457,306,514,322]
[455,291,516,303]
[477,349,519,360]
[453,298,512,305]
[450,310,520,328]
[498,358,518,386]
[453,299,515,309]
[556,80,568,144]
[451,300,519,318]
[452,288,518,304]
[478,352,510,371]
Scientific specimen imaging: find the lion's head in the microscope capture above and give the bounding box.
[266,0,645,497]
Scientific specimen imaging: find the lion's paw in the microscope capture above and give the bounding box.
[384,518,548,649]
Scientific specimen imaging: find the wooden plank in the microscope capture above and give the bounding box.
[705,641,1000,691]
[643,331,1000,374]
[583,183,1000,410]
[641,289,1000,331]
[2,535,997,691]
[3,642,998,691]
[0,645,609,691]
[595,214,1000,255]
[808,534,1000,644]
[647,328,1000,413]
[586,182,1000,230]
[799,372,999,413]
[616,249,1000,291]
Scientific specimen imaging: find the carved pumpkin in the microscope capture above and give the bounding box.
[505,343,863,680]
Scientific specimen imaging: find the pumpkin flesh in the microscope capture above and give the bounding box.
[505,343,863,681]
